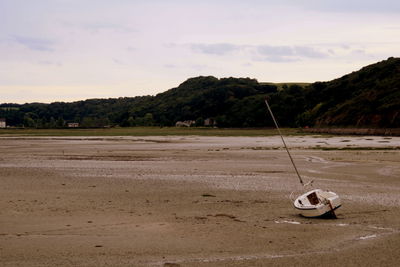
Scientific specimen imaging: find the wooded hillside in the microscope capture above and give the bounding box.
[1,57,399,128]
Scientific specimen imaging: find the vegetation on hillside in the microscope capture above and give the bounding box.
[0,57,399,128]
[299,57,400,127]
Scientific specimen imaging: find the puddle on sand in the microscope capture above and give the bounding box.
[274,220,301,225]
[358,234,377,240]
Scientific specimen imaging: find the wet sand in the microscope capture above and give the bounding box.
[0,135,399,266]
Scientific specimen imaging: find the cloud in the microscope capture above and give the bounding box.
[190,43,240,55]
[293,46,328,58]
[126,46,136,51]
[37,60,62,66]
[257,45,294,56]
[265,0,400,14]
[310,0,400,14]
[190,64,208,71]
[164,64,177,69]
[82,22,136,33]
[113,58,128,65]
[256,55,299,63]
[12,35,54,51]
[186,42,329,61]
[256,45,328,62]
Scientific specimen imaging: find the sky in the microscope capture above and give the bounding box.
[0,0,399,103]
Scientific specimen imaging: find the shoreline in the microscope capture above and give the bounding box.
[1,135,399,266]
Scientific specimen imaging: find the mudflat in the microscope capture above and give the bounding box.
[0,135,399,266]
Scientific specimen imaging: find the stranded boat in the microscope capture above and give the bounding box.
[293,189,341,218]
[264,97,341,218]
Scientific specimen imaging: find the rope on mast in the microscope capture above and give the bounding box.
[264,97,304,186]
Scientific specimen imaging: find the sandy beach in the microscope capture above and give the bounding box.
[1,135,399,266]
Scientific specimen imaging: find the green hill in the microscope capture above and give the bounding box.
[0,57,399,128]
[299,57,400,127]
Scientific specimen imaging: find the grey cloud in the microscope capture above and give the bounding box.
[191,64,208,71]
[37,60,62,66]
[12,35,54,51]
[351,49,367,55]
[258,0,400,14]
[185,42,332,62]
[258,45,294,56]
[242,62,253,67]
[190,43,240,55]
[308,0,400,14]
[328,49,335,55]
[293,46,327,58]
[256,55,299,63]
[256,45,328,62]
[113,58,127,65]
[164,64,177,69]
[83,22,136,33]
[349,49,373,59]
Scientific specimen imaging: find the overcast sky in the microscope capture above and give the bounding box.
[1,0,399,103]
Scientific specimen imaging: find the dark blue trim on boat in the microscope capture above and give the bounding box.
[295,205,342,218]
[294,206,317,210]
[294,204,341,211]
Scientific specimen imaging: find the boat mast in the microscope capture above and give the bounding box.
[264,97,304,186]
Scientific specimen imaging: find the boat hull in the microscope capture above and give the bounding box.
[295,204,342,218]
[294,189,341,218]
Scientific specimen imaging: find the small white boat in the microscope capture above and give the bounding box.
[264,97,342,219]
[294,189,341,218]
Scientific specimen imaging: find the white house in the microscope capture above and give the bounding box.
[67,122,79,128]
[175,120,195,127]
[204,118,217,127]
[0,118,6,128]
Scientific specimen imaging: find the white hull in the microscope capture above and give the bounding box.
[294,189,341,218]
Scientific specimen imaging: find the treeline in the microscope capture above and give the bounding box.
[0,77,283,128]
[299,57,400,128]
[0,97,147,128]
[1,57,399,128]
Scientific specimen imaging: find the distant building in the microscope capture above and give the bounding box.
[175,120,195,127]
[0,118,6,128]
[204,118,217,127]
[67,122,79,128]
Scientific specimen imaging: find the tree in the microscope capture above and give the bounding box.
[195,117,204,127]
